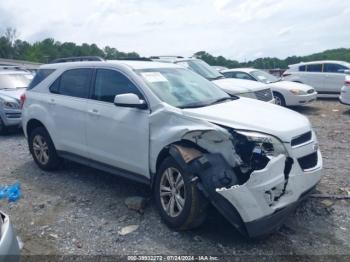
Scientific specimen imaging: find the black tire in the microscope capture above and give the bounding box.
[0,117,8,135]
[154,156,208,230]
[28,127,62,171]
[273,92,286,107]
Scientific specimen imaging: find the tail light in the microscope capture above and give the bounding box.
[20,93,26,109]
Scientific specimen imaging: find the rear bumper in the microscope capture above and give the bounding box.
[0,212,20,262]
[339,86,350,105]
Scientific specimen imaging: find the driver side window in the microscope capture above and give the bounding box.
[92,69,142,103]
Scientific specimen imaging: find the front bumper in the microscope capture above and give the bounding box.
[0,212,20,262]
[286,92,317,106]
[215,139,322,238]
[0,109,22,128]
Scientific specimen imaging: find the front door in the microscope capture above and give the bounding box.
[86,68,150,177]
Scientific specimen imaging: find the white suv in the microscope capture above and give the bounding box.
[22,58,322,238]
[283,60,350,94]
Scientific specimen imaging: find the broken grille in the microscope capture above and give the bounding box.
[298,151,318,170]
[291,131,312,147]
[254,89,273,102]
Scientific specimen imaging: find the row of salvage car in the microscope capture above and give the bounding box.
[0,56,348,258]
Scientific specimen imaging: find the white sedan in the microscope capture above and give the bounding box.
[221,68,318,107]
[340,75,350,105]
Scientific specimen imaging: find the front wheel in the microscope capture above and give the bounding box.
[154,157,208,230]
[0,118,7,135]
[273,92,286,107]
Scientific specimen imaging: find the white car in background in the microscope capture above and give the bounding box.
[221,68,317,107]
[283,60,350,95]
[340,75,350,105]
[150,57,274,103]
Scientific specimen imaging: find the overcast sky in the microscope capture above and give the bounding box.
[0,0,349,61]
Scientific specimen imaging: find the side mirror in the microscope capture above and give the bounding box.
[114,93,147,109]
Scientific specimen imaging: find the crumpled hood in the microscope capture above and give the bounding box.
[212,78,267,95]
[0,89,25,101]
[267,80,314,92]
[182,97,311,142]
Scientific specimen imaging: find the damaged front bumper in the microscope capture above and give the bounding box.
[216,151,322,237]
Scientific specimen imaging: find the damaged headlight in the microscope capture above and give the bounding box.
[236,130,287,157]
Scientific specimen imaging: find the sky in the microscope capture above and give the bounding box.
[0,0,349,61]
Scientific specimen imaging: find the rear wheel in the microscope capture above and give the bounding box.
[154,157,208,230]
[29,127,62,170]
[273,92,286,107]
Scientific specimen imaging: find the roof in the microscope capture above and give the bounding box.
[40,60,183,70]
[289,60,350,67]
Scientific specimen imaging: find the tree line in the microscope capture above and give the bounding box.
[1,28,350,69]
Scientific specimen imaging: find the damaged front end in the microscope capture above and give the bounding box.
[168,127,319,238]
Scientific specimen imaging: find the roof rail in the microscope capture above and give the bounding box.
[0,65,29,71]
[115,57,153,61]
[50,56,105,64]
[150,56,184,59]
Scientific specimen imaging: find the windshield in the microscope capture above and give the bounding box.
[176,60,224,81]
[250,70,279,84]
[137,68,232,108]
[0,73,32,90]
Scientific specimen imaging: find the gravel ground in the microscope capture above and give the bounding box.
[0,98,349,260]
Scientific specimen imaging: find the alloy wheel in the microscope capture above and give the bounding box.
[160,167,186,217]
[32,135,50,165]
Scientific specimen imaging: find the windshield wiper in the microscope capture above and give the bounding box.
[179,102,209,109]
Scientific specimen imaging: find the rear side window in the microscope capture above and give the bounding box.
[28,69,55,90]
[323,63,348,73]
[92,69,142,103]
[50,69,92,98]
[232,72,256,81]
[306,64,322,72]
[299,65,306,71]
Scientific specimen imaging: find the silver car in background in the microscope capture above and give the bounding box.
[0,67,33,134]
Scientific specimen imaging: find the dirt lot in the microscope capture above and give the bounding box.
[0,98,349,260]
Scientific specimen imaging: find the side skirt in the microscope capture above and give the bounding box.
[57,151,150,186]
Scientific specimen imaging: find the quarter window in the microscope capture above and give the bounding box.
[92,69,142,103]
[306,64,322,72]
[28,69,54,90]
[299,65,306,71]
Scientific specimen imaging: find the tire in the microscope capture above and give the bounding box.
[0,117,8,135]
[28,127,62,171]
[154,156,208,230]
[273,92,286,107]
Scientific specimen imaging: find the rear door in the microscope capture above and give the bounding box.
[304,63,324,92]
[323,63,348,93]
[47,68,92,157]
[85,68,150,177]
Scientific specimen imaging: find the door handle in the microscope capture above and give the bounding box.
[48,98,56,105]
[88,109,100,116]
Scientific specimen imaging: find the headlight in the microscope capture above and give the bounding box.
[289,89,306,95]
[236,130,288,157]
[0,98,20,109]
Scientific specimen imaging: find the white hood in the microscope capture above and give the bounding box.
[267,80,313,92]
[212,78,267,95]
[182,97,311,142]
